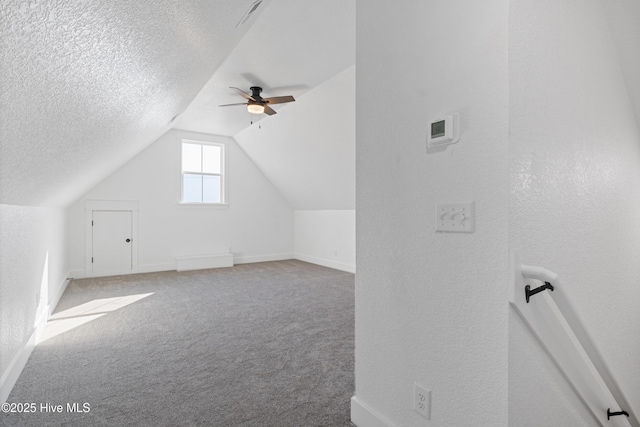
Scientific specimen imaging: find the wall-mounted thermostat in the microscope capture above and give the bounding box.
[427,113,459,148]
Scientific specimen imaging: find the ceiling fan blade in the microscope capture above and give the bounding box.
[264,95,295,105]
[219,102,248,107]
[263,105,277,115]
[229,87,256,101]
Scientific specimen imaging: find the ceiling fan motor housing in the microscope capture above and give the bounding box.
[219,86,295,115]
[250,86,263,101]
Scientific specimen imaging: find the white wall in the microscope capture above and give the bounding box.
[604,0,640,127]
[354,1,510,426]
[294,210,355,273]
[509,0,640,424]
[68,129,294,276]
[0,205,69,402]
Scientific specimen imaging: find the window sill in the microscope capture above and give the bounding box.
[177,202,229,210]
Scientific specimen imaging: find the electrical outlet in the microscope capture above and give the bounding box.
[435,202,474,233]
[414,383,431,419]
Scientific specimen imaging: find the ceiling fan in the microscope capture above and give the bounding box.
[219,86,295,115]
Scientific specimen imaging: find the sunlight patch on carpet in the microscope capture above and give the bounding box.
[38,293,153,344]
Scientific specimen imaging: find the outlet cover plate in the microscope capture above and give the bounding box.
[436,202,474,233]
[414,382,431,419]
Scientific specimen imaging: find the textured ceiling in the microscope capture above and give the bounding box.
[0,0,267,206]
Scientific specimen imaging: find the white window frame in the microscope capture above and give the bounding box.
[180,139,227,206]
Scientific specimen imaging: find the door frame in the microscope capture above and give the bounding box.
[85,200,139,277]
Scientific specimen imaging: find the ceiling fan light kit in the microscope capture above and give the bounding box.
[247,103,265,114]
[219,86,295,116]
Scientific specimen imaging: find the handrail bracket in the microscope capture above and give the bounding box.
[525,281,554,303]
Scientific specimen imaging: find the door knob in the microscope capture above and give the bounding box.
[126,238,131,243]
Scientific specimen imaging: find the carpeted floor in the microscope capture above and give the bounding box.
[3,260,355,426]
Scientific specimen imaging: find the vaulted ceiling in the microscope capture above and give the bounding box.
[175,0,355,210]
[0,0,355,208]
[1,0,637,210]
[174,0,354,138]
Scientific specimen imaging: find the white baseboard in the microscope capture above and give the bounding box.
[351,396,397,427]
[0,311,49,403]
[233,253,293,265]
[69,268,138,279]
[68,269,84,279]
[176,254,233,272]
[294,253,356,273]
[69,263,175,279]
[48,273,71,317]
[0,324,39,404]
[69,254,294,278]
[1,273,71,403]
[136,263,176,274]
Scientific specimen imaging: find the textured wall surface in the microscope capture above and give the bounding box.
[509,0,640,421]
[604,0,640,127]
[355,1,510,425]
[0,204,67,393]
[0,0,263,207]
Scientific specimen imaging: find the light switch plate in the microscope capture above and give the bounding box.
[436,202,474,233]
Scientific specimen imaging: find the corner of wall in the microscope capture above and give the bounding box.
[0,273,68,404]
[0,329,37,404]
[0,205,70,403]
[293,210,356,273]
[350,396,397,427]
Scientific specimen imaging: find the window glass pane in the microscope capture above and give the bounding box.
[202,175,221,203]
[182,143,202,173]
[202,145,221,174]
[183,174,202,202]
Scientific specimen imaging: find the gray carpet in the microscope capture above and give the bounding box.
[3,260,355,426]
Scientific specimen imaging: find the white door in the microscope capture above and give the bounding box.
[92,210,133,274]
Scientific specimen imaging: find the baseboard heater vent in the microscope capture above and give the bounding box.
[175,254,233,272]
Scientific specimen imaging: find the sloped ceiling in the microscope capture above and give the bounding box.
[234,66,355,210]
[174,0,356,211]
[1,0,356,211]
[174,0,355,138]
[1,0,635,213]
[0,0,270,207]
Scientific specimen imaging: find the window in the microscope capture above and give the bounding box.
[181,140,225,204]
